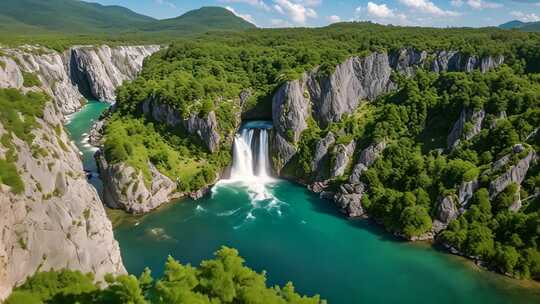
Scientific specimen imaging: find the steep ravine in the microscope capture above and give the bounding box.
[0,44,159,114]
[0,44,158,299]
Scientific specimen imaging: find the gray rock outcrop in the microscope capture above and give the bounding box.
[312,132,335,173]
[97,153,179,214]
[70,45,160,102]
[0,45,159,115]
[271,50,502,173]
[333,183,366,218]
[0,103,125,300]
[432,196,459,233]
[447,108,485,150]
[309,53,394,127]
[457,180,479,207]
[349,141,387,184]
[330,141,356,178]
[183,112,221,153]
[141,99,223,153]
[489,147,536,198]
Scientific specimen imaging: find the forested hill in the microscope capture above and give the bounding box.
[0,1,255,36]
[499,20,540,32]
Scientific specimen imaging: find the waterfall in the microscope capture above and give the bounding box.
[212,121,285,224]
[230,125,271,180]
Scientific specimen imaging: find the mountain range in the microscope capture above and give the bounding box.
[0,0,255,35]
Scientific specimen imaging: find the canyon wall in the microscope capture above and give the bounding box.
[0,44,158,299]
[271,49,505,174]
[0,45,159,115]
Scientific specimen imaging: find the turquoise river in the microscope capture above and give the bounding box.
[66,100,540,304]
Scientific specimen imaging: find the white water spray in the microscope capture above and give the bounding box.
[213,121,284,215]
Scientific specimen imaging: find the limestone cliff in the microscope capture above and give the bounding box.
[141,99,224,153]
[0,45,159,115]
[0,102,125,300]
[0,43,160,299]
[447,108,485,150]
[270,49,504,173]
[96,152,180,214]
[71,45,160,102]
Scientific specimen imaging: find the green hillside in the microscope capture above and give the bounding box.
[0,0,155,34]
[0,1,255,37]
[499,20,540,31]
[142,7,256,34]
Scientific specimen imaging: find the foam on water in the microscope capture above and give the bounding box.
[212,121,286,224]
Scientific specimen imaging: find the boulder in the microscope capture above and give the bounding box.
[333,183,366,217]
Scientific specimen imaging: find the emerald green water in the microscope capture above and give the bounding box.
[67,101,540,304]
[65,100,109,193]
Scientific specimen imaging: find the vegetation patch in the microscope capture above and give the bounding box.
[22,71,41,87]
[103,116,230,192]
[5,246,324,304]
[0,88,48,193]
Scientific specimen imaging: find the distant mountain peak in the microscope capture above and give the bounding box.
[499,20,539,31]
[0,0,255,36]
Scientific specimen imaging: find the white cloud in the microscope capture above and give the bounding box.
[154,0,177,9]
[225,6,257,25]
[273,0,318,24]
[220,0,271,11]
[367,2,394,18]
[466,0,503,9]
[327,15,341,23]
[270,18,292,27]
[511,11,540,22]
[450,0,463,7]
[399,0,459,16]
[364,2,408,24]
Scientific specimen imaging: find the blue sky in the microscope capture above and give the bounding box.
[91,0,540,28]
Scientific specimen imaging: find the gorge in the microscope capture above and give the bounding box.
[1,20,540,303]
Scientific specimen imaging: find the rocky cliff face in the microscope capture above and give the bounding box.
[0,103,125,299]
[331,141,387,218]
[0,43,159,299]
[309,53,395,127]
[0,45,159,115]
[432,196,459,233]
[391,49,504,74]
[271,49,504,173]
[447,108,485,150]
[141,99,223,153]
[489,145,537,199]
[71,45,160,102]
[96,152,180,214]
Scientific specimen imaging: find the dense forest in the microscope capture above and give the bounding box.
[5,247,324,304]
[103,23,540,280]
[107,22,540,188]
